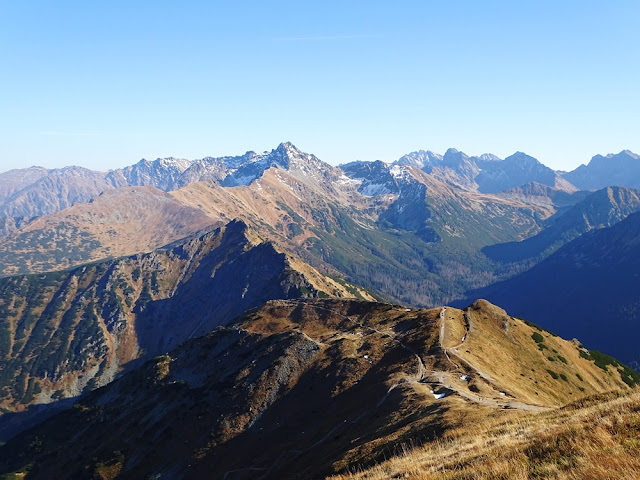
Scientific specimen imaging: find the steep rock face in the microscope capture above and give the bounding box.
[340,160,400,195]
[471,211,640,365]
[0,299,633,479]
[563,150,640,190]
[484,186,640,262]
[0,220,373,413]
[441,148,480,187]
[396,149,443,170]
[221,142,336,187]
[106,157,192,191]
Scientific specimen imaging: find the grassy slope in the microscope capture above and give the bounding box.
[0,187,215,277]
[0,299,634,479]
[329,390,640,480]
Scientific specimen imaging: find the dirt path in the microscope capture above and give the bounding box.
[277,300,548,412]
[437,307,550,412]
[222,301,550,478]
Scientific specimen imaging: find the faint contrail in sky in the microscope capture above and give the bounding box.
[275,34,379,41]
[40,131,106,137]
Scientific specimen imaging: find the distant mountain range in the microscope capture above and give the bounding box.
[2,143,639,325]
[395,148,576,193]
[0,144,562,309]
[0,143,331,232]
[3,144,639,234]
[2,141,640,478]
[562,150,640,190]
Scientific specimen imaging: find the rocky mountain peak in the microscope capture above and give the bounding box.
[563,149,640,190]
[396,150,443,169]
[613,149,639,160]
[475,153,502,162]
[270,141,322,170]
[221,142,331,186]
[504,151,538,166]
[442,148,471,167]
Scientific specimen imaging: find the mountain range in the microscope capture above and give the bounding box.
[1,142,640,478]
[0,144,562,308]
[3,144,638,234]
[2,142,640,355]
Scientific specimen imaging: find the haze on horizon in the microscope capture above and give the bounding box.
[1,1,638,173]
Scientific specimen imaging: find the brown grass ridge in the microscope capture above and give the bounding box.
[329,390,640,480]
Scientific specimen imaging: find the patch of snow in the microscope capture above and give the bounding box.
[389,164,406,179]
[228,174,258,186]
[360,183,392,196]
[336,174,362,187]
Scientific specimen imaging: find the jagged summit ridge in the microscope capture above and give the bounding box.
[389,147,574,192]
[221,141,333,186]
[4,144,638,232]
[563,149,640,190]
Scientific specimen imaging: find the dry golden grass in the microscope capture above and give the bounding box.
[329,390,640,480]
[443,300,632,408]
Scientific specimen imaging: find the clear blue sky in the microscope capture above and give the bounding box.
[1,1,638,173]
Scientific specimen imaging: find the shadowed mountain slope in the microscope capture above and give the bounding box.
[0,220,374,416]
[470,211,640,365]
[497,181,589,209]
[484,186,640,263]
